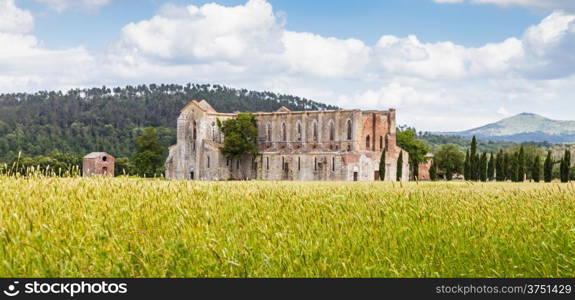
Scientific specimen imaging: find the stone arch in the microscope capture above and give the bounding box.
[328,120,335,142]
[296,121,303,141]
[266,122,272,142]
[281,122,287,142]
[346,119,353,141]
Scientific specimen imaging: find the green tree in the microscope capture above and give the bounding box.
[503,152,511,181]
[517,146,525,182]
[396,151,403,181]
[496,149,505,181]
[532,155,541,183]
[396,127,429,180]
[487,152,495,181]
[379,149,386,181]
[470,136,478,181]
[429,159,437,181]
[217,113,259,160]
[464,150,470,180]
[479,152,488,182]
[132,127,166,177]
[560,149,571,183]
[544,150,553,183]
[434,144,465,181]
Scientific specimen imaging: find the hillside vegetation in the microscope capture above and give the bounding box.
[0,84,337,162]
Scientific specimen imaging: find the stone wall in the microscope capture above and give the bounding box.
[165,100,410,181]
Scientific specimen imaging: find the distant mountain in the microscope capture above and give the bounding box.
[442,113,575,143]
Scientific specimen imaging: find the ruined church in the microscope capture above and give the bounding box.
[165,100,409,181]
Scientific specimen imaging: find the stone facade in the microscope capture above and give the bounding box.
[165,100,409,181]
[83,152,115,177]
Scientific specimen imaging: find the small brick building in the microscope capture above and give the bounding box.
[418,153,434,181]
[83,152,115,177]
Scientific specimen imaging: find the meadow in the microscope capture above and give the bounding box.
[1,176,574,278]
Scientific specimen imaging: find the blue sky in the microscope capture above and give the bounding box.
[1,0,575,131]
[23,0,543,51]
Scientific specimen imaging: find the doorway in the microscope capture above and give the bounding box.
[353,172,358,181]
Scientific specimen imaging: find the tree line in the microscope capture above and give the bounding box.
[428,136,573,182]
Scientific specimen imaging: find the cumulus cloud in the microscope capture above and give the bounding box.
[2,0,575,131]
[0,0,95,91]
[0,0,34,34]
[32,0,111,12]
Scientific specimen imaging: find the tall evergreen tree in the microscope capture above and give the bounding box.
[464,150,470,180]
[470,136,478,181]
[480,152,488,182]
[532,155,541,183]
[560,149,571,183]
[510,152,519,182]
[544,150,553,183]
[496,149,505,181]
[503,153,511,181]
[429,159,437,181]
[379,150,386,181]
[487,153,495,181]
[517,146,525,182]
[396,151,403,182]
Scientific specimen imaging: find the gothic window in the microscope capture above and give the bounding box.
[366,135,371,149]
[314,157,317,171]
[332,157,335,172]
[282,122,287,142]
[329,121,335,142]
[296,122,302,141]
[298,157,301,171]
[312,121,318,142]
[346,120,352,140]
[266,123,272,142]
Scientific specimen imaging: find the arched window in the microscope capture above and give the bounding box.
[366,135,371,149]
[296,122,302,141]
[332,157,335,171]
[282,122,287,142]
[312,121,318,142]
[380,136,383,150]
[298,157,301,171]
[346,120,352,140]
[266,123,272,142]
[329,121,335,142]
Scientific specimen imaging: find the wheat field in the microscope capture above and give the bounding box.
[1,176,574,277]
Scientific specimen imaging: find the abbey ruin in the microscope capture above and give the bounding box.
[165,100,409,181]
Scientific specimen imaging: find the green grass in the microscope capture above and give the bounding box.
[1,176,574,277]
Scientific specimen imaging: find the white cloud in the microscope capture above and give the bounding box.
[2,0,575,131]
[434,0,575,10]
[0,0,96,91]
[32,0,111,12]
[0,0,34,34]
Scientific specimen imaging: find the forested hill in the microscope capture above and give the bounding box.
[0,84,337,162]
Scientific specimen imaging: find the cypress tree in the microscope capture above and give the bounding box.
[487,153,495,181]
[532,155,541,183]
[480,152,488,182]
[429,159,437,181]
[517,146,525,182]
[379,150,386,181]
[396,151,403,182]
[496,149,505,181]
[544,150,553,183]
[560,149,571,183]
[503,153,511,181]
[470,136,478,181]
[464,150,470,180]
[510,152,519,182]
